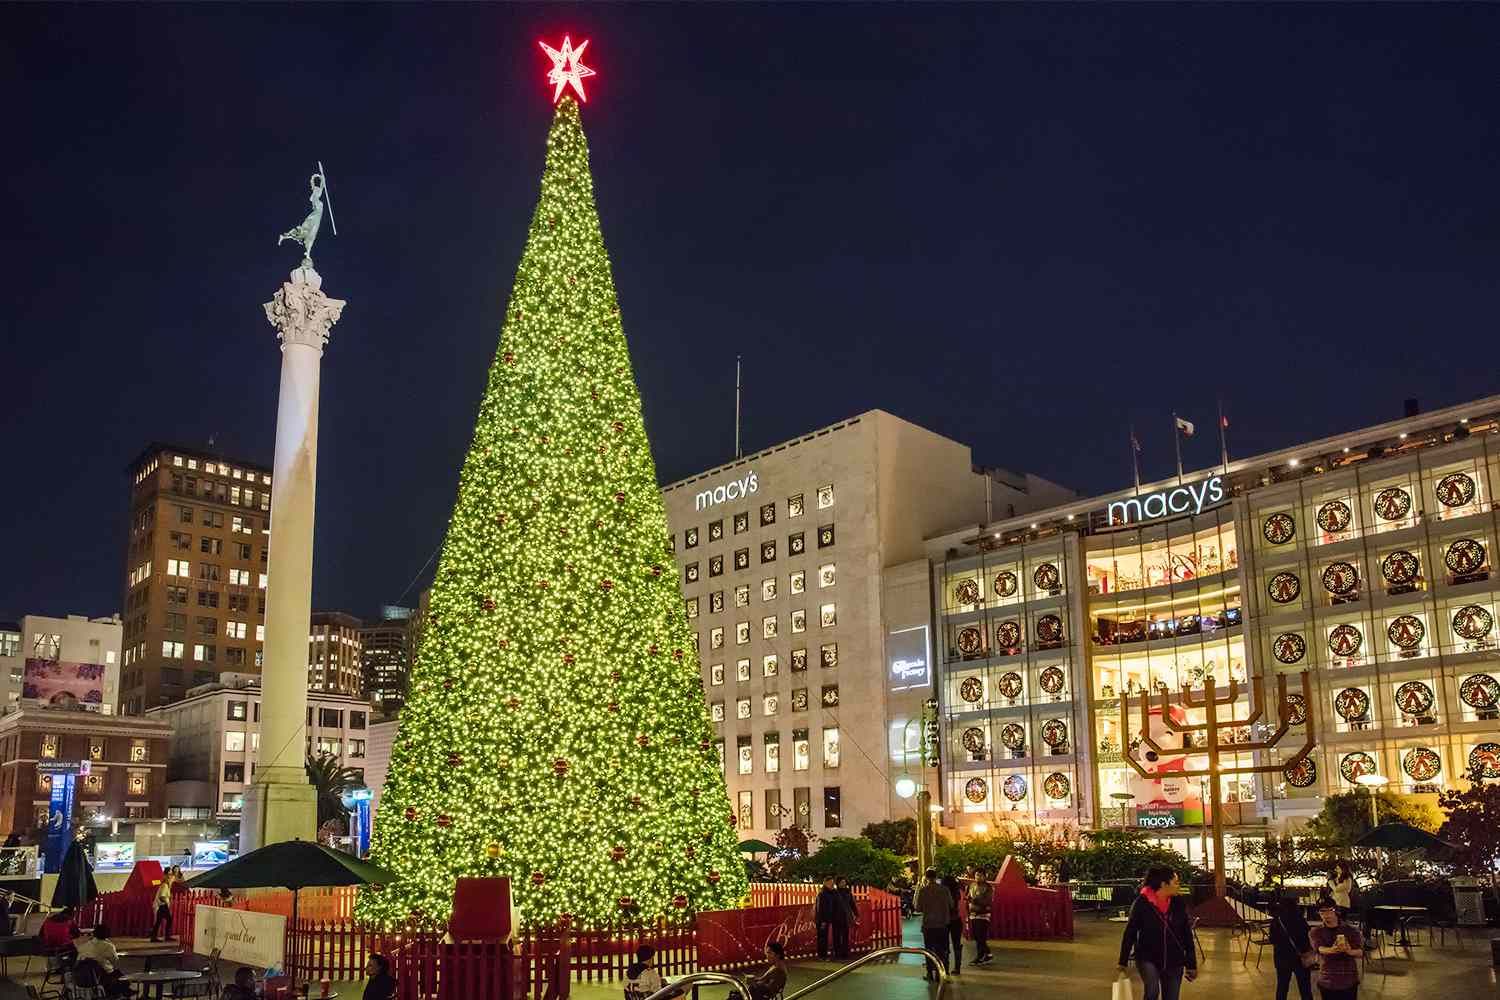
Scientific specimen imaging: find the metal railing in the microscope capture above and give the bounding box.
[785,947,949,999]
[642,970,754,1000]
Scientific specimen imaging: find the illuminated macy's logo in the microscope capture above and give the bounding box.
[1106,475,1225,526]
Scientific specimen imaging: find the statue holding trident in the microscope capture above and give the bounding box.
[278,161,338,266]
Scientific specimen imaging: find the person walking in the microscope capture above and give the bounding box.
[916,867,952,982]
[942,875,965,975]
[1270,894,1315,1000]
[814,876,844,959]
[1117,866,1197,1000]
[835,877,859,958]
[149,868,175,941]
[1309,897,1363,1000]
[968,866,995,966]
[1326,862,1355,918]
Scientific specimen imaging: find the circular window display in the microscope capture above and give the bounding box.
[1041,718,1069,748]
[999,723,1026,751]
[1470,743,1500,778]
[1459,673,1500,710]
[1002,775,1028,802]
[993,571,1019,598]
[959,676,984,703]
[1268,572,1302,604]
[961,727,986,753]
[1039,665,1066,695]
[1436,472,1477,509]
[1327,624,1363,658]
[964,778,989,803]
[1272,632,1307,664]
[1285,693,1309,726]
[994,620,1022,649]
[1340,751,1378,783]
[1036,614,1065,644]
[953,579,981,606]
[1043,772,1071,800]
[1403,747,1442,782]
[1262,512,1296,545]
[1380,550,1420,586]
[1445,538,1487,576]
[1453,604,1495,641]
[1033,562,1061,591]
[1334,687,1371,722]
[1316,500,1354,534]
[1374,486,1413,521]
[996,671,1024,699]
[1394,680,1435,716]
[956,627,984,656]
[1322,561,1360,596]
[1284,756,1317,788]
[1386,614,1426,650]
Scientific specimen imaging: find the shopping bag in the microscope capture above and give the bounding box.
[1112,973,1134,1000]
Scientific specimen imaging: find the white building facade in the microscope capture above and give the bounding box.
[0,614,122,713]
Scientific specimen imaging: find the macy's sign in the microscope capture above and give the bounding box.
[1106,475,1225,526]
[695,472,759,511]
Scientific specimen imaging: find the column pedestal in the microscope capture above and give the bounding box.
[240,768,318,849]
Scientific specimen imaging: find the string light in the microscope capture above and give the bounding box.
[360,94,747,928]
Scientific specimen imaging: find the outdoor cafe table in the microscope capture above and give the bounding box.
[117,942,185,970]
[1373,904,1428,950]
[122,968,201,999]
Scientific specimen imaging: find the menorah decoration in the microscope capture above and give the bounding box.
[1120,671,1315,926]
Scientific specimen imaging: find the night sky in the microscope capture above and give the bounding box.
[3,4,1497,623]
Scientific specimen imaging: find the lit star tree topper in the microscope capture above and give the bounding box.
[540,35,596,103]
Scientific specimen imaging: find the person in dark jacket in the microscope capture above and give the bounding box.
[814,877,852,959]
[362,953,397,1000]
[1269,894,1314,1000]
[968,866,995,966]
[834,877,859,958]
[1117,866,1197,1000]
[916,867,953,982]
[942,875,965,975]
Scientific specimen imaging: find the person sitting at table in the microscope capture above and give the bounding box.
[220,967,257,1000]
[363,953,396,1000]
[39,906,79,956]
[74,924,131,998]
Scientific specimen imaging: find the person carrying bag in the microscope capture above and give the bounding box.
[1117,867,1197,1000]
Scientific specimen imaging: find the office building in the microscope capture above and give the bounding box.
[0,614,122,713]
[122,444,273,714]
[359,606,417,713]
[309,611,364,696]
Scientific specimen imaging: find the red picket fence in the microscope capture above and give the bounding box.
[959,859,1073,940]
[80,888,221,942]
[697,887,902,970]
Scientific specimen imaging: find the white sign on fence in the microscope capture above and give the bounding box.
[194,905,286,969]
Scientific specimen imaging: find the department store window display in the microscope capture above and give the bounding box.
[1324,615,1369,668]
[959,776,990,812]
[737,659,751,682]
[763,694,779,717]
[1031,558,1064,597]
[790,570,805,595]
[1391,678,1439,727]
[1383,611,1431,660]
[734,511,750,534]
[1332,685,1376,733]
[735,584,750,607]
[1319,559,1362,605]
[1090,585,1243,647]
[1439,534,1490,585]
[1085,516,1236,596]
[1267,629,1308,670]
[1311,494,1358,544]
[1261,510,1297,546]
[1447,599,1496,653]
[1377,547,1423,595]
[820,603,836,628]
[995,669,1025,706]
[765,733,780,773]
[993,619,1023,656]
[736,697,752,720]
[954,673,987,711]
[762,615,778,639]
[1399,745,1443,792]
[819,563,836,589]
[950,621,987,661]
[1367,478,1418,532]
[1339,751,1381,787]
[791,609,807,634]
[793,730,810,770]
[763,654,779,677]
[1042,770,1074,806]
[989,562,1023,606]
[711,701,725,722]
[709,554,724,578]
[960,723,991,763]
[762,578,777,601]
[820,643,838,669]
[738,738,753,775]
[790,648,808,672]
[1033,611,1067,650]
[791,688,809,712]
[1037,662,1069,701]
[685,597,699,619]
[708,518,724,542]
[734,548,750,571]
[1467,741,1500,778]
[685,527,699,549]
[1265,569,1304,608]
[710,663,724,686]
[996,720,1027,759]
[760,502,776,527]
[709,590,724,614]
[1457,672,1500,722]
[736,621,750,645]
[1093,639,1247,700]
[788,493,805,518]
[1429,460,1486,520]
[789,532,806,556]
[710,627,725,650]
[684,562,699,584]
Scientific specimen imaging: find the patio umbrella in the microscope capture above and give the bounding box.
[183,839,396,949]
[1354,822,1456,854]
[50,839,98,908]
[738,839,777,855]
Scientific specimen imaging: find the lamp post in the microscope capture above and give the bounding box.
[1355,773,1389,830]
[897,717,938,875]
[1110,792,1135,832]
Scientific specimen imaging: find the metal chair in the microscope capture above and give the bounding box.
[1242,921,1272,968]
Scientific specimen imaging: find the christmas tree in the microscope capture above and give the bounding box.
[361,84,747,927]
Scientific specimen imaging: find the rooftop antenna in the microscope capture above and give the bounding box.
[735,355,743,460]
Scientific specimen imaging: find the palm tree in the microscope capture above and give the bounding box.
[305,753,362,830]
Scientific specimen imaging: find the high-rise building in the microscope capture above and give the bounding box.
[0,614,122,711]
[662,410,1072,842]
[122,444,273,714]
[926,393,1500,867]
[308,611,364,696]
[359,606,416,713]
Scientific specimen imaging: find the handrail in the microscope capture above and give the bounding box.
[642,970,755,1000]
[785,946,949,1000]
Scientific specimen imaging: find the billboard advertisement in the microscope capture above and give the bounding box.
[95,842,135,870]
[23,659,106,709]
[887,626,931,692]
[1129,702,1206,830]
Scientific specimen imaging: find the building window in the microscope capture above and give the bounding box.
[818,525,835,548]
[225,648,246,667]
[737,736,753,776]
[200,537,222,555]
[319,708,341,727]
[199,563,221,583]
[819,563,836,588]
[789,532,806,556]
[763,694,779,717]
[40,735,58,759]
[788,494,804,518]
[761,578,778,602]
[760,502,776,527]
[225,621,247,640]
[228,700,248,721]
[822,684,840,707]
[167,559,190,578]
[820,643,838,669]
[36,772,52,794]
[817,484,835,510]
[734,585,750,608]
[162,641,185,659]
[791,610,807,634]
[224,763,245,783]
[349,711,365,730]
[220,794,244,814]
[790,570,806,595]
[193,644,216,663]
[170,532,191,551]
[765,734,781,774]
[823,726,841,768]
[736,698,751,720]
[349,738,366,758]
[708,555,724,578]
[763,654,779,677]
[760,540,776,564]
[824,786,842,827]
[735,622,750,645]
[710,701,725,722]
[793,729,810,771]
[164,612,186,633]
[737,789,754,829]
[762,615,778,639]
[710,627,724,650]
[202,511,224,529]
[710,663,724,686]
[167,585,189,606]
[256,625,264,642]
[734,548,750,571]
[161,666,183,686]
[228,569,250,586]
[685,562,699,584]
[128,772,148,796]
[708,519,724,542]
[686,597,700,619]
[684,527,699,549]
[792,687,809,712]
[736,659,751,682]
[791,648,808,672]
[733,511,750,535]
[820,603,837,628]
[88,738,104,761]
[316,738,342,757]
[177,505,193,524]
[709,591,724,614]
[84,772,104,794]
[225,731,246,752]
[130,740,148,762]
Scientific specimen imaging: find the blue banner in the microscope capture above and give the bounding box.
[43,772,75,874]
[351,798,371,858]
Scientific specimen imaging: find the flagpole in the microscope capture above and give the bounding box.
[1130,425,1141,491]
[1217,398,1230,472]
[1173,412,1184,484]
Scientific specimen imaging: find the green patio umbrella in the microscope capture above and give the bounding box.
[1354,822,1456,854]
[738,838,778,854]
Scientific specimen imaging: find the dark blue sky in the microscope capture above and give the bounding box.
[2,4,1497,622]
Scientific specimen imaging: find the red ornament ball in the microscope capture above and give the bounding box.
[637,734,651,748]
[651,565,663,577]
[707,871,722,885]
[673,894,688,909]
[600,579,614,591]
[498,639,510,649]
[607,702,619,713]
[648,644,660,655]
[552,758,570,777]
[446,753,462,768]
[482,598,496,611]
[699,740,711,751]
[673,649,684,661]
[436,815,452,828]
[610,846,626,862]
[537,580,550,590]
[685,846,696,859]
[617,897,634,910]
[726,813,737,828]
[506,697,521,710]
[563,654,575,665]
[614,491,626,503]
[531,871,546,887]
[404,808,417,822]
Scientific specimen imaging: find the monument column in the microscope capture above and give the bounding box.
[241,260,345,851]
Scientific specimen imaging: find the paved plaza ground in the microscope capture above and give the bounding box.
[2,917,1493,999]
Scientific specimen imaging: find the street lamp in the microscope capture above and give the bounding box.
[896,777,918,800]
[1110,792,1136,832]
[1355,773,1388,829]
[897,718,937,876]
